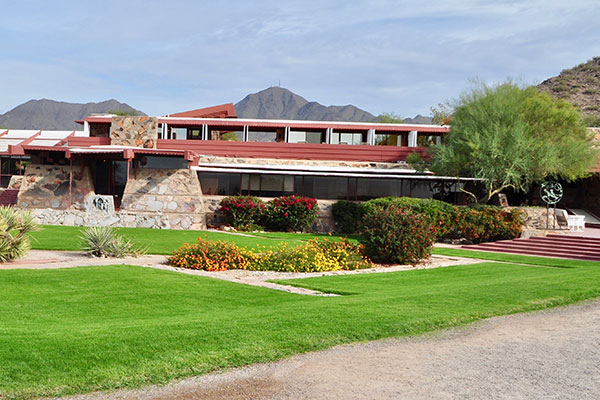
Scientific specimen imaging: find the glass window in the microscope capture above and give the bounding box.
[199,173,241,196]
[138,156,188,169]
[288,131,306,143]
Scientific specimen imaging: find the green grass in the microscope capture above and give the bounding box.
[2,256,600,398]
[28,225,344,254]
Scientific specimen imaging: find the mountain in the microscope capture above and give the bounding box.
[538,57,600,125]
[234,87,376,122]
[403,114,434,125]
[0,99,143,130]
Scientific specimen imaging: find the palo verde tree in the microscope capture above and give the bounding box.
[432,81,598,203]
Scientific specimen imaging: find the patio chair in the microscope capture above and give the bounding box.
[554,209,585,232]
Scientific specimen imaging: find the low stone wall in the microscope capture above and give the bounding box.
[512,206,565,238]
[120,168,206,229]
[28,208,205,230]
[203,195,335,233]
[17,164,95,210]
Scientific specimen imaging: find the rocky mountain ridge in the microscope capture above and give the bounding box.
[538,57,600,125]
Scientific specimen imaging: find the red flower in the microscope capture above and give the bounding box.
[284,212,289,217]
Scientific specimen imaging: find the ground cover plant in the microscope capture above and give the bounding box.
[2,256,600,398]
[169,237,371,272]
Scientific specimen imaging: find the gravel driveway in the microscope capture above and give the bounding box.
[62,299,600,400]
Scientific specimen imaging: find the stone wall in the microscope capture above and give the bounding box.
[17,164,95,210]
[511,206,565,238]
[196,155,412,170]
[120,168,206,229]
[110,116,158,148]
[29,208,204,230]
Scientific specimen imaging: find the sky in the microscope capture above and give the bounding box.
[1,0,599,118]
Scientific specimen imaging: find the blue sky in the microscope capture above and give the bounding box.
[1,0,599,117]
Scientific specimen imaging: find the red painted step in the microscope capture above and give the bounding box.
[461,245,600,261]
[467,242,600,258]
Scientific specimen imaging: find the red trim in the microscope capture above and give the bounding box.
[166,103,237,118]
[157,140,429,163]
[7,131,42,155]
[67,137,111,147]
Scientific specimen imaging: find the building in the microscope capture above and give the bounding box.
[0,104,477,231]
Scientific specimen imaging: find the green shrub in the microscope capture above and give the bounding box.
[252,237,372,272]
[456,205,525,243]
[219,196,265,230]
[360,204,435,265]
[264,195,318,232]
[169,238,254,271]
[362,197,457,238]
[332,200,364,233]
[80,227,147,258]
[0,207,39,262]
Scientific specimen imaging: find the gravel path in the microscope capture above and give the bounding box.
[58,299,600,400]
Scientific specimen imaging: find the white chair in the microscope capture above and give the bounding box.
[555,209,585,232]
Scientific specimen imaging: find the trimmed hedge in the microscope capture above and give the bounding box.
[333,197,525,242]
[332,200,364,234]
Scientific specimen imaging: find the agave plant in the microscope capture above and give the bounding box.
[0,206,39,262]
[80,226,147,258]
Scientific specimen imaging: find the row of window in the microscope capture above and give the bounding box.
[198,172,439,201]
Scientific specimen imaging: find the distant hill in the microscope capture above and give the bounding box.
[234,87,376,122]
[0,99,143,130]
[538,57,600,125]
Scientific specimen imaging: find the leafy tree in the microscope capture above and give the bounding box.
[432,81,597,203]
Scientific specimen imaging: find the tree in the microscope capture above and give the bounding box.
[432,81,598,203]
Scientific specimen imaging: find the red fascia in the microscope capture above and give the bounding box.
[166,103,237,118]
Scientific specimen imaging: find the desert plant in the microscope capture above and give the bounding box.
[264,195,318,232]
[360,204,435,265]
[80,227,147,258]
[0,207,39,262]
[219,196,265,230]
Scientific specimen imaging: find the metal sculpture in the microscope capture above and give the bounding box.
[540,181,563,229]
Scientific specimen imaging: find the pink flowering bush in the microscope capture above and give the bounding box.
[219,196,265,230]
[264,195,318,232]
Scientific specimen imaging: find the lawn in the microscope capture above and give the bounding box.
[2,251,600,399]
[28,225,346,254]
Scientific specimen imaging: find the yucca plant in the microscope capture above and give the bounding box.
[80,226,147,258]
[0,206,39,262]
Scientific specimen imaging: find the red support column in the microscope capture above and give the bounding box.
[69,157,73,209]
